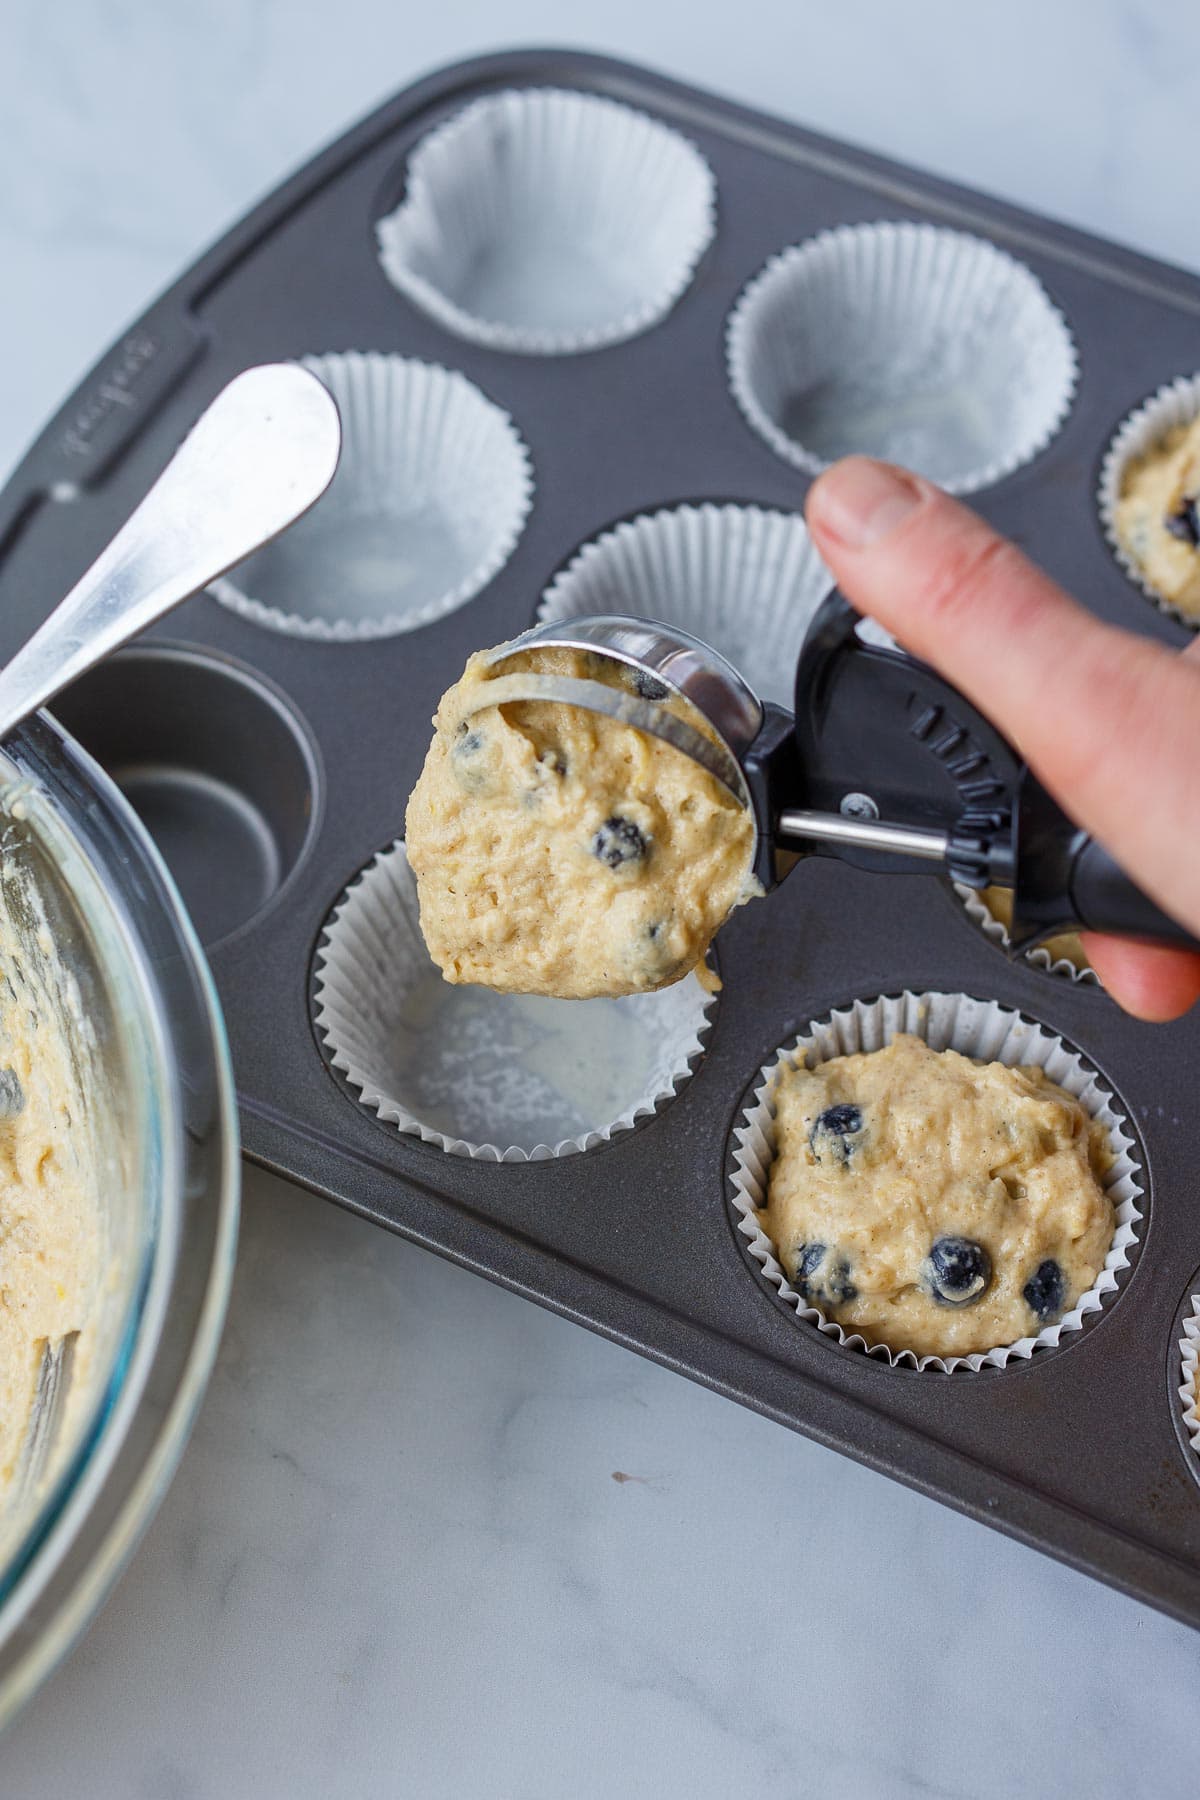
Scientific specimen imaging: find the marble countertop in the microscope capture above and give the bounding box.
[3,1,1198,1792]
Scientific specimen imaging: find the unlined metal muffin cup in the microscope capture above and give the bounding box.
[952,882,1098,986]
[537,502,833,711]
[728,990,1142,1374]
[1177,1295,1200,1463]
[313,841,716,1161]
[726,221,1077,494]
[1098,371,1200,629]
[209,351,533,641]
[375,87,717,356]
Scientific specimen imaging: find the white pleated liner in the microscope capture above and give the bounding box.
[726,221,1078,495]
[729,990,1142,1373]
[952,882,1098,986]
[1178,1295,1200,1459]
[312,841,716,1161]
[210,351,533,641]
[537,503,834,711]
[376,87,717,356]
[1098,372,1200,630]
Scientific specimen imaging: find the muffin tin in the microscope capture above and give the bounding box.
[3,47,1200,1624]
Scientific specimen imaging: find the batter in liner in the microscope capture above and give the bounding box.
[406,644,757,998]
[979,885,1090,975]
[758,1034,1114,1358]
[0,883,102,1504]
[1114,415,1200,618]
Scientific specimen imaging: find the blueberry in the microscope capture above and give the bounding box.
[794,1242,827,1294]
[592,815,649,869]
[0,1067,24,1119]
[1023,1258,1066,1322]
[793,1242,857,1306]
[808,1103,865,1166]
[925,1236,992,1307]
[630,668,669,701]
[451,723,491,791]
[1165,496,1200,549]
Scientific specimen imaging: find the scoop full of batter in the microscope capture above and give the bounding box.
[759,1034,1115,1358]
[405,644,758,998]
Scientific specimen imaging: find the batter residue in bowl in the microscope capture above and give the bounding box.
[0,877,101,1502]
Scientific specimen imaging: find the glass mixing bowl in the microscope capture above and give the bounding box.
[0,708,238,1724]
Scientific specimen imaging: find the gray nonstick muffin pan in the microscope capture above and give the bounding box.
[2,47,1199,1623]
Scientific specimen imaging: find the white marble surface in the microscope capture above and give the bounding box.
[2,0,1199,1792]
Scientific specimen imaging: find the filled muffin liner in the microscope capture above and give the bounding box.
[1098,371,1200,629]
[376,87,716,356]
[952,882,1098,986]
[313,840,716,1161]
[537,502,833,710]
[726,221,1077,494]
[209,351,533,640]
[1177,1295,1200,1461]
[728,990,1142,1373]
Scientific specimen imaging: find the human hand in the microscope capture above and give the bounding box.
[804,456,1200,1021]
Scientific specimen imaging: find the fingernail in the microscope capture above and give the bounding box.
[809,457,925,550]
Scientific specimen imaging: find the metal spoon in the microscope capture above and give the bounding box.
[0,362,341,738]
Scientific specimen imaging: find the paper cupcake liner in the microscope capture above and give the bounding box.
[376,87,716,356]
[726,221,1077,494]
[537,503,833,710]
[1098,372,1200,630]
[313,841,716,1160]
[729,990,1142,1373]
[952,882,1098,986]
[210,351,533,640]
[1177,1294,1200,1462]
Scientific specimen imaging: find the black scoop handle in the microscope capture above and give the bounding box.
[1066,836,1198,950]
[1006,772,1200,952]
[791,589,1200,952]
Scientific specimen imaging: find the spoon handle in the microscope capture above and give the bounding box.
[0,363,340,739]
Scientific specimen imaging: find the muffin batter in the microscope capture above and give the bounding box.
[0,888,102,1501]
[758,1034,1114,1358]
[980,885,1090,975]
[406,645,757,998]
[1114,415,1200,618]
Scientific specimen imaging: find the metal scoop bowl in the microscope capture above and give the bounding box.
[465,614,762,816]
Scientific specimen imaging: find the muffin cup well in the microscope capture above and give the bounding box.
[1098,372,1200,629]
[209,351,533,640]
[537,503,833,710]
[313,841,716,1160]
[729,990,1142,1373]
[953,883,1098,986]
[726,221,1077,494]
[376,88,716,356]
[1177,1295,1200,1462]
